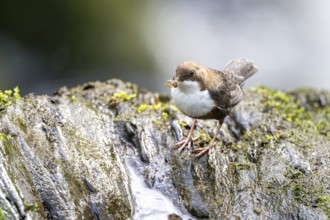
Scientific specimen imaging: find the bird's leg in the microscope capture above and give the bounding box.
[174,119,199,153]
[191,118,224,158]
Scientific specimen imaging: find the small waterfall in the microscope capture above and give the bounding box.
[125,157,195,220]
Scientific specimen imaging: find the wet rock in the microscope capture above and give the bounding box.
[0,80,329,219]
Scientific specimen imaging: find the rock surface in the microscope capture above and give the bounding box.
[0,79,330,219]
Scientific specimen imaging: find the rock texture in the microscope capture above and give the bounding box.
[0,79,330,219]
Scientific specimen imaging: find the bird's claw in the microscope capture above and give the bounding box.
[174,136,200,153]
[191,142,217,158]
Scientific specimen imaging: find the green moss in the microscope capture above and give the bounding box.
[13,87,21,99]
[229,144,240,151]
[195,132,212,143]
[322,107,330,118]
[260,133,282,145]
[174,119,187,128]
[136,103,163,114]
[113,112,132,124]
[317,121,330,136]
[24,202,39,212]
[228,143,250,152]
[63,169,87,200]
[107,196,131,219]
[253,86,307,124]
[0,133,12,141]
[135,102,173,126]
[113,113,123,122]
[290,182,305,200]
[253,208,261,215]
[263,135,273,144]
[0,133,45,218]
[0,208,5,220]
[136,104,149,113]
[108,90,137,108]
[314,196,330,216]
[111,90,136,102]
[232,163,251,170]
[315,196,330,207]
[70,95,77,102]
[16,118,28,134]
[0,86,21,110]
[248,86,330,149]
[168,104,178,112]
[284,167,305,179]
[161,112,169,120]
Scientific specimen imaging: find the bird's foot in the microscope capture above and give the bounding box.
[174,136,200,153]
[191,141,217,158]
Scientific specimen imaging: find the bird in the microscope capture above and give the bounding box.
[167,59,258,157]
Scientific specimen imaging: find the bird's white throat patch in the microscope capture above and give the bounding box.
[171,80,215,118]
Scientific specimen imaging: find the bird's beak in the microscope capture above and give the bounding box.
[166,77,180,88]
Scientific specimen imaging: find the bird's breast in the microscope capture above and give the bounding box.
[171,82,215,118]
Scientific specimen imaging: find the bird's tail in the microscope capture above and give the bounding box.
[224,58,258,83]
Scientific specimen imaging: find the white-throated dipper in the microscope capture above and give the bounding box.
[167,58,258,157]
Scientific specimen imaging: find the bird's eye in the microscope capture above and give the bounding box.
[189,72,194,76]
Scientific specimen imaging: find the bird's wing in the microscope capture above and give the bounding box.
[223,58,258,83]
[208,69,245,110]
[229,84,244,106]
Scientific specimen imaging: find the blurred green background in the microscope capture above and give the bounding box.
[0,0,157,94]
[1,0,330,95]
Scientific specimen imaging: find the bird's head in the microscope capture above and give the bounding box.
[167,61,206,89]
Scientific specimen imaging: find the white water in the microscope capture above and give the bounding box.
[125,160,195,220]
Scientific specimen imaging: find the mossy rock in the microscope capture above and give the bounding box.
[0,79,329,219]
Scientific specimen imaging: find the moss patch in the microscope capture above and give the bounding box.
[174,119,187,128]
[242,86,330,152]
[253,208,261,215]
[111,90,136,103]
[0,132,12,141]
[253,86,307,124]
[24,202,39,212]
[252,86,330,140]
[0,208,6,220]
[0,86,21,110]
[136,103,163,114]
[107,196,131,219]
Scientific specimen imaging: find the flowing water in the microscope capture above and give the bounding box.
[125,158,195,220]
